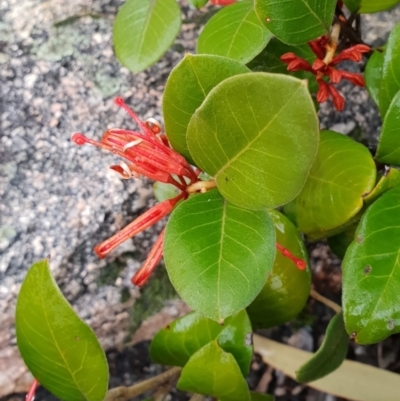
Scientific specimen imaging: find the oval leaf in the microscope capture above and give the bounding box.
[163,54,249,163]
[150,310,253,376]
[113,0,181,73]
[16,259,108,401]
[247,210,311,329]
[283,130,376,238]
[379,23,400,117]
[343,186,400,344]
[177,341,251,401]
[164,190,276,322]
[187,73,319,210]
[197,1,272,63]
[365,50,384,107]
[376,90,400,165]
[254,0,336,45]
[343,0,400,13]
[296,312,348,383]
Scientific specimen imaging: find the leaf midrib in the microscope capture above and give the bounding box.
[217,199,228,323]
[137,0,158,62]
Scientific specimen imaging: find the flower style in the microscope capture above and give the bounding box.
[280,32,370,111]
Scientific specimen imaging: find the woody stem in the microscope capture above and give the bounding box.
[323,23,341,65]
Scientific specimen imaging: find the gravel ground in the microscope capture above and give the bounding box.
[1,0,400,399]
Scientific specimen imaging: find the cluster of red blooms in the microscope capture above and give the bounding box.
[72,98,306,287]
[280,37,370,111]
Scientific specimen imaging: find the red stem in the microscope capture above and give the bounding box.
[276,243,307,270]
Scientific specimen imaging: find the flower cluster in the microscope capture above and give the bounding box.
[280,36,370,111]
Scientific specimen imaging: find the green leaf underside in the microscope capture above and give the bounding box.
[163,54,249,163]
[247,210,311,329]
[283,130,376,237]
[16,260,108,401]
[113,0,181,73]
[254,0,336,45]
[379,23,400,117]
[247,38,319,93]
[376,91,400,165]
[296,312,348,383]
[365,50,384,107]
[363,167,400,205]
[343,0,400,13]
[197,1,272,64]
[177,341,251,401]
[343,187,400,344]
[187,72,319,210]
[164,190,276,322]
[150,310,253,376]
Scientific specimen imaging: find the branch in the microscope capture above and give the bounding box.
[103,367,182,401]
[310,288,342,314]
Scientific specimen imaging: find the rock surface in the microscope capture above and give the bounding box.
[1,0,400,397]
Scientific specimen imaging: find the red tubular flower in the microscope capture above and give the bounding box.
[340,70,365,87]
[131,228,165,286]
[276,243,307,270]
[316,79,330,103]
[210,0,236,4]
[328,85,345,111]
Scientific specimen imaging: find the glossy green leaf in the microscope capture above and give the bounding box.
[363,167,400,205]
[254,0,336,45]
[379,23,400,117]
[177,341,251,401]
[163,54,249,163]
[164,190,276,322]
[343,0,400,13]
[247,38,318,93]
[113,0,181,73]
[150,310,253,376]
[187,73,319,210]
[296,312,348,383]
[247,210,311,329]
[283,130,376,238]
[197,2,272,64]
[343,186,400,344]
[250,393,274,401]
[365,50,384,107]
[327,224,357,260]
[16,259,108,401]
[188,0,208,8]
[376,90,400,165]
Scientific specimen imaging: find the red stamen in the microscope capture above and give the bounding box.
[94,193,185,258]
[328,85,345,111]
[131,229,165,286]
[276,243,307,271]
[26,380,38,401]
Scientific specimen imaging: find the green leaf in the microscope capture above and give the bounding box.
[247,210,311,329]
[254,0,336,45]
[113,0,181,73]
[163,54,249,163]
[153,182,180,202]
[365,50,384,107]
[150,310,253,376]
[363,167,400,205]
[342,186,400,344]
[327,224,357,260]
[296,312,348,383]
[283,130,376,238]
[247,38,319,93]
[343,0,400,13]
[188,0,208,8]
[164,190,276,322]
[177,341,251,401]
[16,259,108,401]
[187,72,319,210]
[376,90,400,165]
[250,393,274,401]
[379,23,400,117]
[197,1,272,64]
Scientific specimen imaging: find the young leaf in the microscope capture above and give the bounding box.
[379,23,400,117]
[163,190,276,322]
[343,187,400,344]
[16,259,108,401]
[113,0,181,73]
[296,312,348,383]
[364,50,384,107]
[247,210,311,329]
[343,0,400,13]
[363,167,400,205]
[177,341,251,401]
[187,73,319,210]
[197,1,272,63]
[254,0,336,45]
[376,90,400,165]
[163,54,249,163]
[283,130,376,238]
[150,310,253,376]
